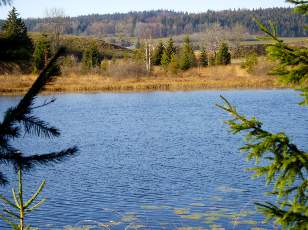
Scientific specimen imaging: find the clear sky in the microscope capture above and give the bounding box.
[0,0,291,19]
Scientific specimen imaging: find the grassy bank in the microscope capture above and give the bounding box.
[0,64,285,96]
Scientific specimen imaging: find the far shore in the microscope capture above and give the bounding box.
[0,65,286,96]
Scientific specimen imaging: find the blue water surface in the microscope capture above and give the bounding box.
[0,90,307,229]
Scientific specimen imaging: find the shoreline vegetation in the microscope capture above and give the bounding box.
[0,64,286,96]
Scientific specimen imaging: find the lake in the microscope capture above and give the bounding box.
[0,90,307,230]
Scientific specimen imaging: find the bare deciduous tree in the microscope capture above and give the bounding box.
[44,8,68,51]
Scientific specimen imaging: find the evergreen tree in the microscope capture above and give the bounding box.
[0,7,33,61]
[218,1,308,229]
[161,37,176,65]
[33,34,51,73]
[208,52,217,66]
[199,48,208,67]
[152,41,164,66]
[160,49,170,69]
[2,7,29,43]
[168,53,179,74]
[165,38,176,58]
[216,43,231,65]
[179,36,196,70]
[82,43,100,69]
[0,48,78,229]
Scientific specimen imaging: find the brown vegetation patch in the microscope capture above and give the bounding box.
[0,64,285,96]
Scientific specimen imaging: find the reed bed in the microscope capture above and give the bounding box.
[0,65,285,96]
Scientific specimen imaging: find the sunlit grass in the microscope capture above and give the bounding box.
[0,64,285,96]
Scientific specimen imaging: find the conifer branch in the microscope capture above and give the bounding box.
[16,147,78,171]
[217,96,308,228]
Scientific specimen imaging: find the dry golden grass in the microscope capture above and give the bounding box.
[0,64,285,96]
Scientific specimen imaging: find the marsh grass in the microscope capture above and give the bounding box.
[0,64,285,96]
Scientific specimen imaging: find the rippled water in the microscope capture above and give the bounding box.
[0,90,307,230]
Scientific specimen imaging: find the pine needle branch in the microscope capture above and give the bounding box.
[16,147,78,171]
[217,96,308,228]
[21,115,60,138]
[0,47,65,142]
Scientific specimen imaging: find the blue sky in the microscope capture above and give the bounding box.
[0,0,291,19]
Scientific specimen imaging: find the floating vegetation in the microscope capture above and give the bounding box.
[125,223,146,229]
[204,215,221,225]
[192,197,205,201]
[99,220,121,228]
[140,204,170,210]
[176,227,205,230]
[174,208,190,215]
[231,219,258,226]
[215,208,229,213]
[180,213,204,220]
[216,185,246,193]
[229,210,256,219]
[204,212,225,218]
[64,227,90,230]
[190,202,206,207]
[208,196,223,202]
[121,214,138,222]
[210,224,225,230]
[239,220,258,225]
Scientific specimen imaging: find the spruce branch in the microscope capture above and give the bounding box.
[16,147,78,171]
[217,96,308,228]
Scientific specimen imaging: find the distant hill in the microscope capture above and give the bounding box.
[20,8,307,40]
[29,32,131,59]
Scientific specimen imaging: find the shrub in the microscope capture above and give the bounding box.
[100,59,109,72]
[241,52,258,73]
[208,53,217,66]
[108,61,147,79]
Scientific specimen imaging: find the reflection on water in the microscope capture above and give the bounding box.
[0,90,307,229]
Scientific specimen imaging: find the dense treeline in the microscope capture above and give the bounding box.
[14,8,307,38]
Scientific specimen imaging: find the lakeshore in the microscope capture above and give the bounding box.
[0,65,285,96]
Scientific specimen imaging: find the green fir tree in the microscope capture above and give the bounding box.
[179,36,196,70]
[199,48,208,67]
[2,7,30,43]
[0,7,33,61]
[33,34,51,73]
[160,49,170,70]
[216,43,231,65]
[152,41,164,66]
[82,43,100,69]
[162,37,176,65]
[168,53,179,74]
[0,48,78,230]
[218,1,308,229]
